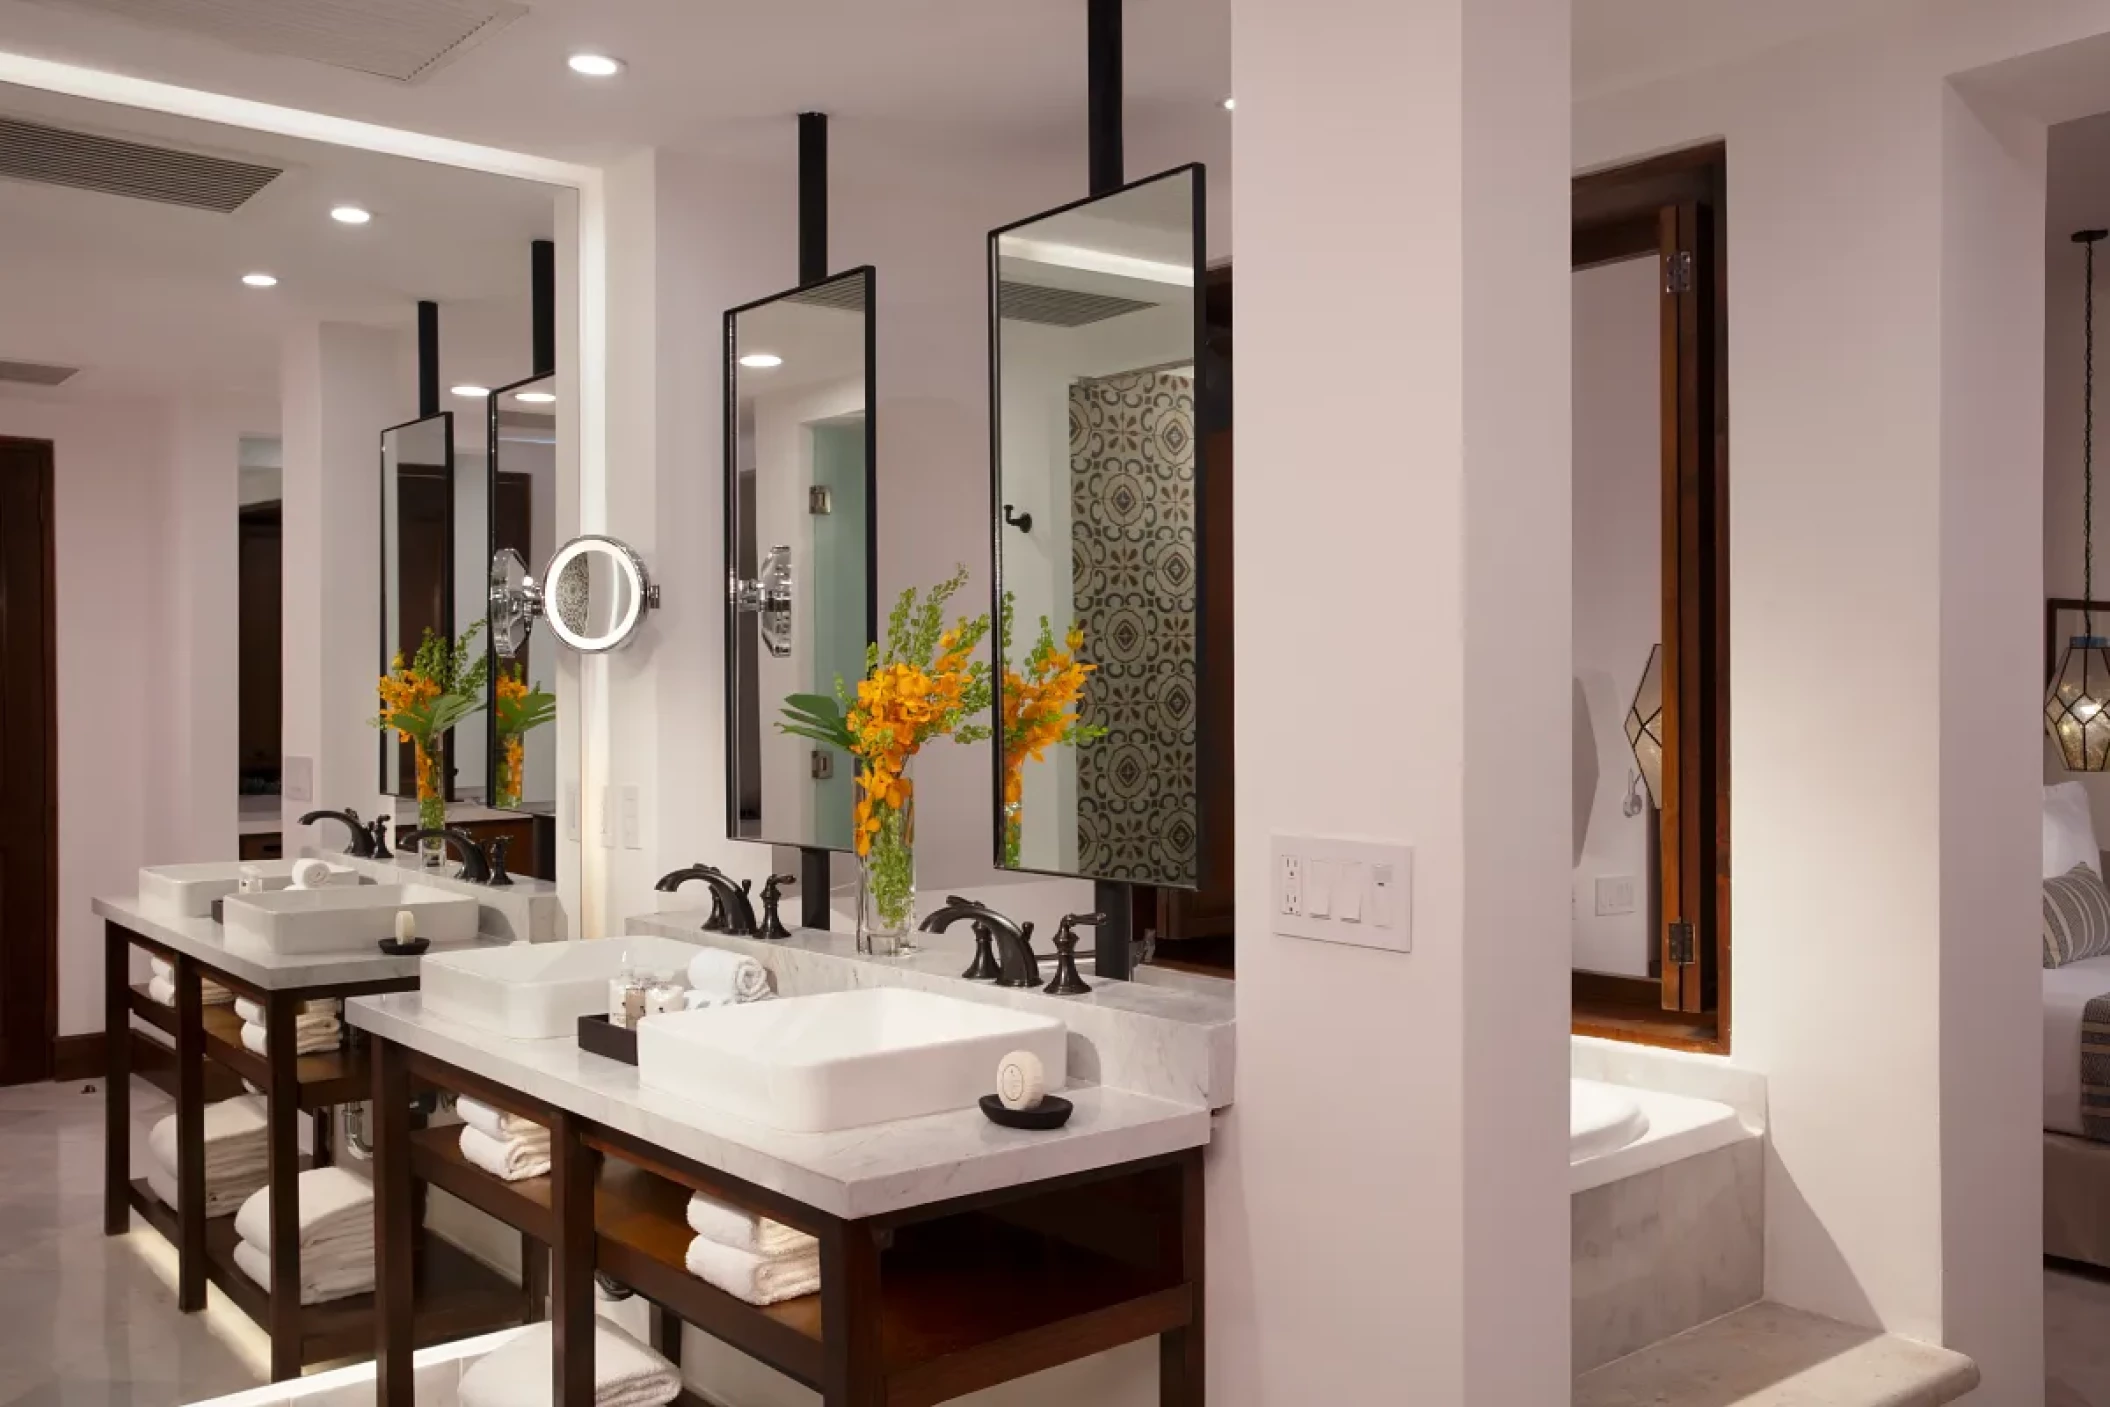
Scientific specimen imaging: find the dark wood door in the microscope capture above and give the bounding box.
[0,438,56,1085]
[239,502,282,793]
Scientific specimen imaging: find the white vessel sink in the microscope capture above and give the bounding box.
[636,987,1068,1134]
[421,936,706,1040]
[139,860,365,919]
[221,884,478,955]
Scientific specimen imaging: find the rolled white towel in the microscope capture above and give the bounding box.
[457,1095,545,1143]
[684,1189,815,1259]
[460,1125,552,1183]
[147,975,176,1008]
[458,1321,680,1407]
[685,948,771,1003]
[683,1234,820,1307]
[149,958,235,1005]
[232,1239,374,1305]
[234,1166,374,1253]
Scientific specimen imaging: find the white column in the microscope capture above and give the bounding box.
[279,322,403,850]
[1222,0,1571,1399]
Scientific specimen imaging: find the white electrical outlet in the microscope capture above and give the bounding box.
[620,786,642,850]
[1273,835,1412,953]
[282,755,314,805]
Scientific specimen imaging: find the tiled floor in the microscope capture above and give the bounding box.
[2051,1264,2110,1405]
[0,1078,265,1406]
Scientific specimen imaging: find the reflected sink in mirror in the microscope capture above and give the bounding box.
[139,860,368,920]
[421,935,707,1040]
[221,883,478,955]
[637,987,1067,1134]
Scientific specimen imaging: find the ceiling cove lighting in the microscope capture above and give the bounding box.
[567,53,624,77]
[451,384,492,398]
[330,204,372,224]
[738,353,783,369]
[241,272,277,287]
[515,390,556,403]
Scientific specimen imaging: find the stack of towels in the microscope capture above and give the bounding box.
[235,997,342,1056]
[458,1096,551,1182]
[681,948,775,1011]
[459,1320,680,1407]
[232,1166,375,1305]
[145,1094,268,1218]
[146,957,234,1008]
[683,1187,819,1307]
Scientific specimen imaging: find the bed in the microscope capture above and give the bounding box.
[2047,906,2110,1267]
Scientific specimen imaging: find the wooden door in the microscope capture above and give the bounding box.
[0,438,56,1085]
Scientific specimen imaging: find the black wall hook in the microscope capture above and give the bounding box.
[1003,504,1034,535]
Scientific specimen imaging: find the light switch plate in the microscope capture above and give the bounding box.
[598,786,615,849]
[566,784,582,842]
[620,786,642,850]
[1271,835,1413,953]
[282,755,313,804]
[1594,875,1638,917]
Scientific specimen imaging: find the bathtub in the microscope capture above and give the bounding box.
[1569,1077,1750,1195]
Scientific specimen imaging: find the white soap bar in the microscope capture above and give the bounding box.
[394,910,416,943]
[996,1050,1046,1111]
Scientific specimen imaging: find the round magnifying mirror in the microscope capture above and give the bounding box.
[543,535,655,653]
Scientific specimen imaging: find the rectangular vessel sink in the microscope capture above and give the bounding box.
[636,987,1068,1133]
[221,884,478,955]
[139,860,364,919]
[421,936,708,1040]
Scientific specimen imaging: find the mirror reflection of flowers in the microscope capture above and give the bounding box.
[493,665,557,810]
[371,621,488,838]
[999,593,1106,868]
[777,566,992,937]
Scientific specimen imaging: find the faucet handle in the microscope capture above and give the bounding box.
[486,835,514,887]
[1044,916,1095,996]
[1056,912,1106,939]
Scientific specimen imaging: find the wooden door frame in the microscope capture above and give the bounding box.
[1570,144,1732,1054]
[0,437,58,1085]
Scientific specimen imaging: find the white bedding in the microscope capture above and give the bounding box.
[2045,954,2110,1135]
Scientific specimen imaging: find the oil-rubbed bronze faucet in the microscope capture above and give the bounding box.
[401,828,492,884]
[301,809,375,858]
[654,864,759,937]
[920,896,1040,988]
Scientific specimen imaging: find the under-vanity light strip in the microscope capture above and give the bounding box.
[996,234,1194,287]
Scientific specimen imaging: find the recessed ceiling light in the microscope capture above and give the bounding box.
[330,204,372,225]
[241,272,278,287]
[515,390,557,404]
[739,353,783,369]
[1222,97,1236,111]
[568,52,624,77]
[451,384,492,398]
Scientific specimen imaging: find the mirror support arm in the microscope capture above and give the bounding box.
[1093,880,1134,981]
[799,847,830,931]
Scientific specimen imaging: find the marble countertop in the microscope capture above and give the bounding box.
[1574,1302,1978,1406]
[346,990,1212,1220]
[93,894,488,992]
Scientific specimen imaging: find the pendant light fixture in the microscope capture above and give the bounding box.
[2049,229,2110,771]
[1625,644,1665,806]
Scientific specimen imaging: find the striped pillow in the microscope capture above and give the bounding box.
[2046,863,2110,968]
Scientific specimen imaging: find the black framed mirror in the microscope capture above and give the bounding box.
[722,266,878,851]
[485,374,559,815]
[988,165,1207,889]
[377,411,462,799]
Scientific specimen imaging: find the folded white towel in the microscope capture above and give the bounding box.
[240,1018,342,1057]
[458,1320,681,1407]
[234,998,260,1025]
[684,1189,815,1259]
[149,1096,268,1175]
[148,975,176,1008]
[232,1239,375,1305]
[146,1162,254,1220]
[683,1234,820,1306]
[149,958,234,1004]
[457,1095,546,1143]
[459,1125,551,1182]
[234,997,339,1025]
[685,948,772,1003]
[234,1166,374,1253]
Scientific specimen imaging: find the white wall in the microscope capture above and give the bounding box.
[1571,257,1661,976]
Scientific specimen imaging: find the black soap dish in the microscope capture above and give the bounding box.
[979,1093,1073,1131]
[377,937,430,956]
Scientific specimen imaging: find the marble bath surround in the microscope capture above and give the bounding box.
[626,911,1236,1110]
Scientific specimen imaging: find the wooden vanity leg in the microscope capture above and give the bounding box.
[373,1038,416,1407]
[550,1109,599,1407]
[103,923,130,1237]
[1159,1151,1206,1406]
[819,1221,884,1407]
[265,991,303,1380]
[174,956,207,1312]
[649,1301,682,1364]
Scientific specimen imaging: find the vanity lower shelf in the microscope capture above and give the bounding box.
[406,1122,1191,1402]
[128,983,368,1107]
[126,1175,527,1368]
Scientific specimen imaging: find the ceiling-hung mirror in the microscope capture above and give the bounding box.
[723,265,878,856]
[989,164,1207,899]
[486,373,559,819]
[378,408,461,801]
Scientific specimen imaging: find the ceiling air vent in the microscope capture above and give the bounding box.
[0,116,281,212]
[998,282,1157,328]
[0,360,82,387]
[19,0,527,83]
[785,280,869,315]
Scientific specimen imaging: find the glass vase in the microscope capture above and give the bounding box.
[416,746,447,867]
[856,760,917,956]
